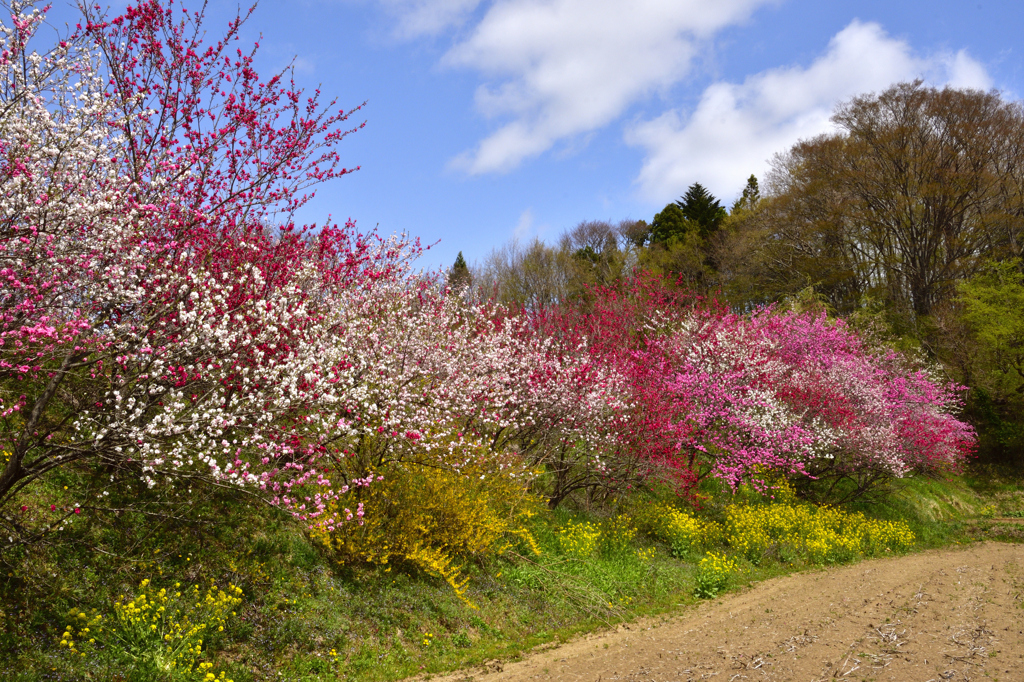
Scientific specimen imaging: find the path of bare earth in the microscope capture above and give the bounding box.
[428,542,1024,682]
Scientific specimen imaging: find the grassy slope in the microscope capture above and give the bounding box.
[1,469,1021,682]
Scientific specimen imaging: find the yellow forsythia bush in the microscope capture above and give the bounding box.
[310,459,541,605]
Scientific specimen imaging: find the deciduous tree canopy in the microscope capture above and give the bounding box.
[749,81,1024,321]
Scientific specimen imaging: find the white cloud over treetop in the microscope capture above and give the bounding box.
[439,0,774,174]
[626,20,994,203]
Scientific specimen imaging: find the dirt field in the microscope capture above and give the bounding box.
[431,542,1024,682]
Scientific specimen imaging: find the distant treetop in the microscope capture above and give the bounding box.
[676,182,727,237]
[731,175,760,214]
[448,251,472,291]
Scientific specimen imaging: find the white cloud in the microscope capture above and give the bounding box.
[440,0,775,174]
[291,56,316,75]
[942,49,993,90]
[377,0,484,38]
[512,207,534,240]
[626,20,994,202]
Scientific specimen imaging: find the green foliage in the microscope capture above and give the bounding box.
[638,230,716,291]
[448,251,472,292]
[956,260,1024,462]
[730,174,761,214]
[644,182,730,291]
[740,83,1024,322]
[474,237,570,311]
[619,219,651,249]
[675,183,726,237]
[957,259,1024,389]
[650,203,690,244]
[562,220,627,293]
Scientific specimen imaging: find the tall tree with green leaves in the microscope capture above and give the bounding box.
[649,203,689,244]
[954,260,1024,461]
[752,81,1024,321]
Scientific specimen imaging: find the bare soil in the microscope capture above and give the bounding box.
[431,542,1024,682]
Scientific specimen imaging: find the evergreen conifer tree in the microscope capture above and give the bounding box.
[448,251,472,291]
[731,175,760,214]
[676,183,726,237]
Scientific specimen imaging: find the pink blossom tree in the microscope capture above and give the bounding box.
[548,278,974,503]
[0,0,976,553]
[0,0,635,545]
[0,0,402,546]
[287,281,632,522]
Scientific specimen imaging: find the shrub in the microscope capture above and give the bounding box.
[724,500,915,566]
[555,281,975,503]
[557,520,602,559]
[309,458,540,605]
[634,502,722,558]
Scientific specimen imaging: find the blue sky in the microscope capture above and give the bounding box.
[42,0,1024,270]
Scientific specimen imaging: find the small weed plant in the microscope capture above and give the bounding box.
[59,578,242,680]
[693,552,736,599]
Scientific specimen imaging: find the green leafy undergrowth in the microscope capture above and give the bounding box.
[0,489,704,682]
[1,468,1017,682]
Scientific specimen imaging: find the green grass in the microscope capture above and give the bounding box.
[840,474,981,548]
[1,466,1021,681]
[0,487,701,681]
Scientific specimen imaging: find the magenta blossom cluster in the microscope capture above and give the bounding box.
[571,280,974,500]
